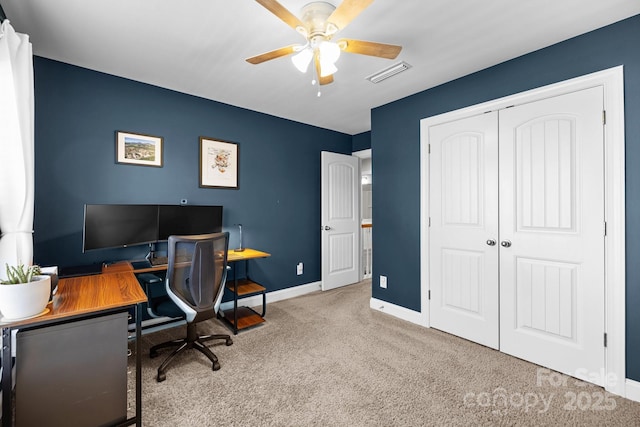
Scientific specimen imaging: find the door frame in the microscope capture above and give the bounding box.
[354,149,372,280]
[419,66,626,397]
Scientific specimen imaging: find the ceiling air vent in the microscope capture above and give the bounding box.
[366,61,411,84]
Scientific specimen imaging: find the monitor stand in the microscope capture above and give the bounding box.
[145,243,168,266]
[145,242,158,262]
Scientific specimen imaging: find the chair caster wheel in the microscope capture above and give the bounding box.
[213,361,221,371]
[157,372,166,382]
[225,338,233,346]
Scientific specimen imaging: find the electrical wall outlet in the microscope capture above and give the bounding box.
[380,275,387,288]
[297,262,303,275]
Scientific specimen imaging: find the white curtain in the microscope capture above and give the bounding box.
[0,20,35,279]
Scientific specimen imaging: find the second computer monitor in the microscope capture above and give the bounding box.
[157,205,223,241]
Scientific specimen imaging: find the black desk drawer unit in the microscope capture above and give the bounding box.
[15,312,128,427]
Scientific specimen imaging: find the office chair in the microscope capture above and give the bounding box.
[149,232,233,382]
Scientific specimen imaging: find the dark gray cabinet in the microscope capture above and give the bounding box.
[15,312,128,426]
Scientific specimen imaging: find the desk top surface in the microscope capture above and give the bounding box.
[227,248,270,262]
[2,270,147,329]
[119,248,271,274]
[1,248,270,328]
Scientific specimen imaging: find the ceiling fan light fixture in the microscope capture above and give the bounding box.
[292,47,313,73]
[319,40,341,63]
[317,40,340,77]
[319,60,338,77]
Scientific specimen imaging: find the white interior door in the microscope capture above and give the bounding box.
[321,151,360,291]
[499,87,605,383]
[429,112,500,349]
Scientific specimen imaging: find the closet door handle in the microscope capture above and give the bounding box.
[486,239,496,246]
[500,240,512,248]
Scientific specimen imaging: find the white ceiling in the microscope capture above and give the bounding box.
[2,0,639,135]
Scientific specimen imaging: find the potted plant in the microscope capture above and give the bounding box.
[0,264,51,320]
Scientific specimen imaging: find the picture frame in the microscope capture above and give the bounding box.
[199,137,239,189]
[115,131,163,167]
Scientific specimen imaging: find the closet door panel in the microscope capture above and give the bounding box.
[498,87,605,384]
[429,112,499,349]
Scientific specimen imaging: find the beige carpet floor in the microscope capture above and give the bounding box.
[134,280,640,426]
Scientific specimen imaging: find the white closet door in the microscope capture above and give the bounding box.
[498,87,605,384]
[429,112,499,349]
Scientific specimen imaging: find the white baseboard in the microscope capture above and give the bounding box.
[220,281,322,312]
[369,297,423,325]
[626,379,640,402]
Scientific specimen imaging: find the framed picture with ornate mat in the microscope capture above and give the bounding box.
[199,137,239,189]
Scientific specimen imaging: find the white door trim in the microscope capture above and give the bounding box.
[352,148,372,159]
[419,66,626,397]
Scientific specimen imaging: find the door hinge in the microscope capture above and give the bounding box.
[603,110,606,125]
[428,144,431,154]
[428,217,431,227]
[428,290,431,300]
[604,333,608,348]
[604,221,607,236]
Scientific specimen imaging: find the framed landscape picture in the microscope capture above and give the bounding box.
[116,131,163,167]
[199,137,239,189]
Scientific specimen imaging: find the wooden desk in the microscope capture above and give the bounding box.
[1,267,147,427]
[227,248,270,263]
[102,248,271,336]
[112,248,270,272]
[221,249,271,335]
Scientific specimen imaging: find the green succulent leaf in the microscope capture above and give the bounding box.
[1,264,42,285]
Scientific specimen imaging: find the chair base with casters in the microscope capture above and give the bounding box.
[149,322,233,382]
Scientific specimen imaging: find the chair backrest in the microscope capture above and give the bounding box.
[166,232,229,323]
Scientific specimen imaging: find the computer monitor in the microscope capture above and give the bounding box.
[83,204,224,253]
[83,204,158,252]
[157,205,223,241]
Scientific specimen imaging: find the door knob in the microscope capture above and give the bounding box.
[486,239,496,246]
[324,226,332,231]
[500,240,512,248]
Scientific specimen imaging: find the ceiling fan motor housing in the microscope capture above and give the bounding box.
[299,2,338,38]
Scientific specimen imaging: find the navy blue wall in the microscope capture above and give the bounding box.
[33,57,352,293]
[371,15,640,380]
[352,131,371,152]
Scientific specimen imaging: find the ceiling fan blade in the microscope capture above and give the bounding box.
[319,73,334,85]
[255,0,304,31]
[337,39,402,59]
[327,0,373,32]
[314,54,334,85]
[246,45,298,64]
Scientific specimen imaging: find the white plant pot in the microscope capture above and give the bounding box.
[0,275,51,321]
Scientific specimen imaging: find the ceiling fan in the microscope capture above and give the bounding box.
[246,0,402,86]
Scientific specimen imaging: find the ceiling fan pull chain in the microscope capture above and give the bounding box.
[310,60,321,97]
